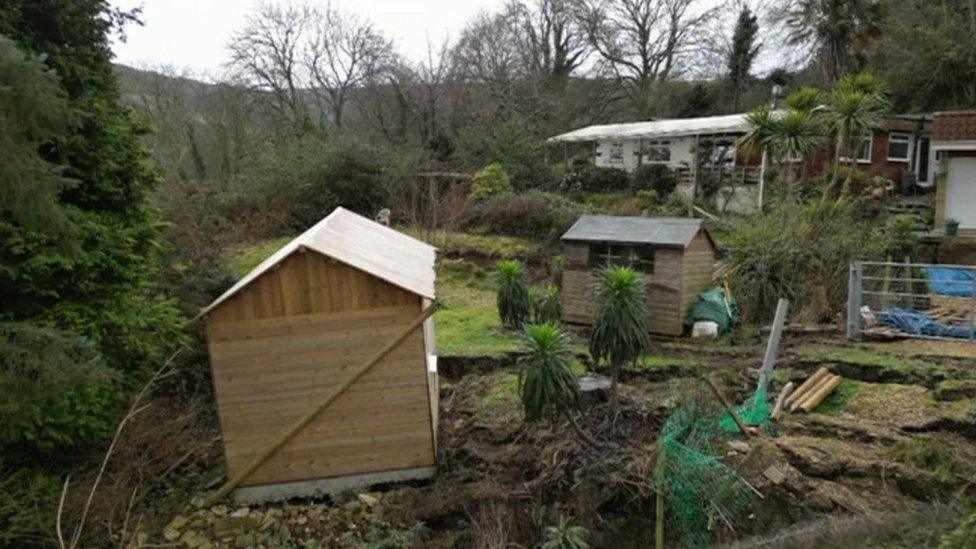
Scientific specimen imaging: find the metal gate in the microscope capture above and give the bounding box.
[847,260,976,342]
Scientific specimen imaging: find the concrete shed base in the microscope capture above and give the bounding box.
[232,466,436,505]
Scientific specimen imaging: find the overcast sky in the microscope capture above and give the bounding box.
[109,0,508,76]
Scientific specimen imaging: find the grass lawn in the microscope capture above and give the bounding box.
[401,227,542,261]
[436,259,522,357]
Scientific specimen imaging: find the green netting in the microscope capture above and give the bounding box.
[655,386,768,547]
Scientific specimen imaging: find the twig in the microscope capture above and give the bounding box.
[702,375,751,437]
[65,347,185,549]
[56,475,70,549]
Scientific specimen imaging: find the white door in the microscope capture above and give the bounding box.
[946,156,976,229]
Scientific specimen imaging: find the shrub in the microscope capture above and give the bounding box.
[532,285,562,324]
[455,118,551,190]
[469,163,513,202]
[517,323,579,422]
[559,166,630,194]
[542,516,590,549]
[0,322,119,459]
[725,199,884,323]
[633,164,677,196]
[466,191,582,241]
[495,260,531,329]
[0,467,62,547]
[589,266,650,405]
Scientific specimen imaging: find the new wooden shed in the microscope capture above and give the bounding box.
[561,215,717,336]
[199,207,438,503]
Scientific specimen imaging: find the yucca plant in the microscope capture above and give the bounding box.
[542,516,590,549]
[532,285,562,324]
[518,323,597,445]
[589,266,650,412]
[824,73,890,198]
[496,260,531,329]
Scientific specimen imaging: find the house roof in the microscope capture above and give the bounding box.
[548,113,761,143]
[561,215,712,249]
[199,208,437,318]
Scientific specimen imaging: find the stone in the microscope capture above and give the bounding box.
[230,507,250,518]
[163,515,187,542]
[578,375,613,406]
[180,530,207,548]
[763,465,788,485]
[357,493,380,507]
[728,440,751,453]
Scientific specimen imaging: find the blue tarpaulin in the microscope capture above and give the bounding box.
[924,267,976,297]
[876,307,974,339]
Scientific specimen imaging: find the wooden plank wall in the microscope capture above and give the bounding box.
[679,232,718,325]
[205,251,435,487]
[561,241,685,335]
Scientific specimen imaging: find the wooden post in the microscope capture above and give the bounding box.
[847,261,863,340]
[771,381,794,420]
[757,148,768,212]
[703,376,750,437]
[656,489,666,549]
[201,303,439,507]
[758,298,789,394]
[784,367,830,409]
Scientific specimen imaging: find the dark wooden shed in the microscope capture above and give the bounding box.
[560,215,717,336]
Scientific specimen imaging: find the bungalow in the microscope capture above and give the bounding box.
[932,111,976,236]
[549,112,934,210]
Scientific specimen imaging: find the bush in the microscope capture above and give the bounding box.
[633,164,677,196]
[532,286,562,324]
[455,118,551,190]
[725,199,884,323]
[496,260,531,329]
[559,166,630,194]
[0,322,119,460]
[0,467,62,547]
[470,163,513,202]
[466,191,583,241]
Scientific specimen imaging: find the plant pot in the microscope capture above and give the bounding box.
[946,221,960,236]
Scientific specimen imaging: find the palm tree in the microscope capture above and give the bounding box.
[783,86,821,113]
[738,106,777,209]
[517,323,596,445]
[783,0,886,83]
[774,110,822,190]
[532,285,562,324]
[496,260,531,329]
[589,265,650,413]
[823,73,890,198]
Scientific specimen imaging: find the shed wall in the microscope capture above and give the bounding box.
[561,242,685,335]
[680,232,718,317]
[205,251,434,488]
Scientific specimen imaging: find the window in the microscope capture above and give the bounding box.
[608,141,624,163]
[642,140,671,162]
[587,244,655,273]
[840,133,873,164]
[888,132,911,162]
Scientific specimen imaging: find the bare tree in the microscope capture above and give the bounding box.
[305,4,394,127]
[580,0,717,117]
[508,0,589,86]
[227,2,315,128]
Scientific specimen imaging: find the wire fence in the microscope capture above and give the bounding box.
[847,261,976,342]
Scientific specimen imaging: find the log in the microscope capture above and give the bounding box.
[799,375,843,413]
[790,373,835,412]
[771,382,795,421]
[784,367,830,408]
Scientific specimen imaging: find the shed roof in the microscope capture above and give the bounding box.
[199,208,437,317]
[561,215,711,249]
[548,113,761,143]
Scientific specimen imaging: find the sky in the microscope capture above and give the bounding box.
[109,0,508,76]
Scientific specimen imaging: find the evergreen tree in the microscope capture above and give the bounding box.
[0,1,184,378]
[727,6,760,111]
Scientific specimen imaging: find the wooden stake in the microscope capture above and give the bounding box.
[202,303,439,507]
[771,381,794,421]
[784,367,829,408]
[799,375,843,413]
[758,298,789,394]
[703,376,751,437]
[656,489,665,549]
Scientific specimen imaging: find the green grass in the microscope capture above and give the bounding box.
[623,354,703,372]
[228,236,293,277]
[435,259,522,357]
[793,343,944,375]
[401,228,541,261]
[890,437,974,480]
[815,379,861,415]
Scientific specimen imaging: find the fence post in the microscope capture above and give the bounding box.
[847,261,863,340]
[970,271,975,342]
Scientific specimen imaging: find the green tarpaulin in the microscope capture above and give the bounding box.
[684,287,738,334]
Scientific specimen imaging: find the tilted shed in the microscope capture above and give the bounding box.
[199,207,438,502]
[561,215,717,336]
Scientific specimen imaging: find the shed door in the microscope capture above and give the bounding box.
[947,156,976,229]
